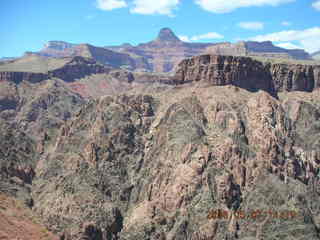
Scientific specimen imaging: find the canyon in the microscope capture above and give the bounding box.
[1,29,320,240]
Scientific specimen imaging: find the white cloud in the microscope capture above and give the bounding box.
[96,0,127,10]
[250,27,320,53]
[178,35,191,42]
[191,32,224,41]
[195,0,295,13]
[276,42,301,49]
[238,22,264,30]
[281,21,291,26]
[131,0,180,16]
[300,38,320,53]
[179,32,224,42]
[250,27,320,42]
[312,1,320,10]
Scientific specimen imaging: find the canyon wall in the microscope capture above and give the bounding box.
[175,55,320,96]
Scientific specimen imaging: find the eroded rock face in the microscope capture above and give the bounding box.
[0,119,38,205]
[27,85,320,240]
[32,94,157,240]
[268,63,316,92]
[175,54,320,96]
[175,55,276,95]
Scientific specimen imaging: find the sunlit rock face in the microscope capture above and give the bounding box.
[28,85,320,239]
[175,54,320,95]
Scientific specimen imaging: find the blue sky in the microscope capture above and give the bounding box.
[1,0,320,58]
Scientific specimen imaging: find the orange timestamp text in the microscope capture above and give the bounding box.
[207,209,298,220]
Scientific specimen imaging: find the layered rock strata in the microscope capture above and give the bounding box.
[175,55,320,95]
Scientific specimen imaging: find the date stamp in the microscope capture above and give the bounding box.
[207,209,298,220]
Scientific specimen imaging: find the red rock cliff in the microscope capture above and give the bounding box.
[174,54,320,95]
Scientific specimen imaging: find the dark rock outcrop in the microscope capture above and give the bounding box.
[0,119,38,205]
[48,56,110,82]
[0,71,48,84]
[110,69,135,83]
[156,27,182,43]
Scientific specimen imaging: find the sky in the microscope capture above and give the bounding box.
[1,0,320,58]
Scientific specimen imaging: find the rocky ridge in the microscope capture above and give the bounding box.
[26,43,150,71]
[15,28,314,73]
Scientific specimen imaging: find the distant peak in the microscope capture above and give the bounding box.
[156,28,180,42]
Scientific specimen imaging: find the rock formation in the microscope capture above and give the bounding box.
[106,28,214,72]
[12,28,313,73]
[26,43,150,71]
[28,85,320,240]
[174,54,320,96]
[1,50,320,239]
[0,71,48,84]
[206,41,311,60]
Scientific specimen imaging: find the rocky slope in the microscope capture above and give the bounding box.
[1,52,320,239]
[0,193,58,240]
[28,84,320,240]
[0,54,173,99]
[174,54,320,96]
[0,72,85,144]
